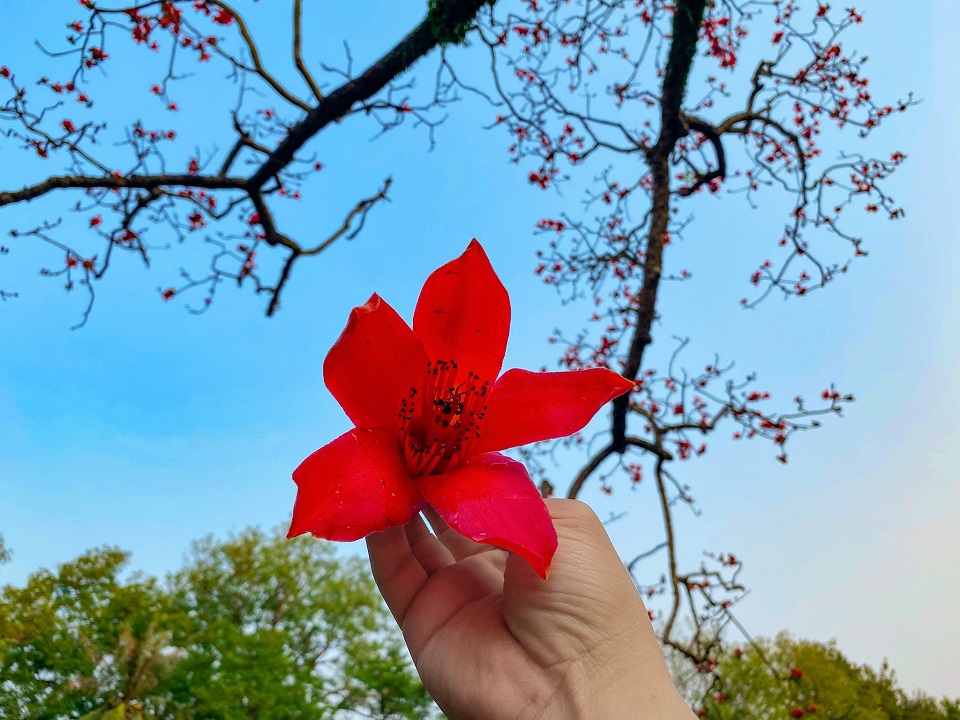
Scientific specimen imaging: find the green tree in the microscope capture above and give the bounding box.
[164,527,431,720]
[0,529,431,720]
[0,547,170,719]
[686,633,958,720]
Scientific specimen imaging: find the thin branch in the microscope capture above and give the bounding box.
[293,0,323,102]
[567,436,672,499]
[302,178,392,256]
[0,174,247,207]
[677,113,726,196]
[249,0,492,189]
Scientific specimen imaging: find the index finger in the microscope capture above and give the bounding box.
[366,522,429,625]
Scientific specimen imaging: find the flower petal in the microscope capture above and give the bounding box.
[416,452,557,578]
[324,294,429,430]
[288,428,424,541]
[412,240,510,384]
[474,368,635,454]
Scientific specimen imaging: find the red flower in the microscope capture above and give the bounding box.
[161,288,176,301]
[791,709,805,718]
[61,119,76,133]
[89,215,102,227]
[288,241,633,578]
[790,667,804,678]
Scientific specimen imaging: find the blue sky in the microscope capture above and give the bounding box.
[1,0,957,699]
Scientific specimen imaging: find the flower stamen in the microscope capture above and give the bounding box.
[399,359,490,476]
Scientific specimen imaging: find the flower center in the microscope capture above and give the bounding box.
[398,359,490,477]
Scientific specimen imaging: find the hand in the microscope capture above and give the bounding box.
[366,498,696,720]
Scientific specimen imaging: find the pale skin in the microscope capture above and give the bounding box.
[366,498,697,720]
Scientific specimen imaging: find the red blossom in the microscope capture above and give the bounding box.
[0,66,9,78]
[161,288,176,301]
[89,215,102,227]
[61,119,76,133]
[213,7,234,25]
[288,241,634,578]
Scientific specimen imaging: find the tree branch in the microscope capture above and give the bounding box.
[0,174,247,207]
[611,0,710,451]
[567,436,672,499]
[293,0,323,102]
[249,0,492,189]
[301,178,392,256]
[676,113,726,196]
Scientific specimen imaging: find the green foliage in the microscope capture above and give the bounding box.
[0,546,169,719]
[690,633,959,720]
[0,528,432,720]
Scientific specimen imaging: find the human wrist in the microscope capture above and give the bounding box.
[549,636,696,720]
[561,666,693,719]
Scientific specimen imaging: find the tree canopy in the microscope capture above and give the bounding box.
[0,528,432,720]
[675,633,960,720]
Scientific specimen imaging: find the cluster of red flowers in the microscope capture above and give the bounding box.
[701,13,745,69]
